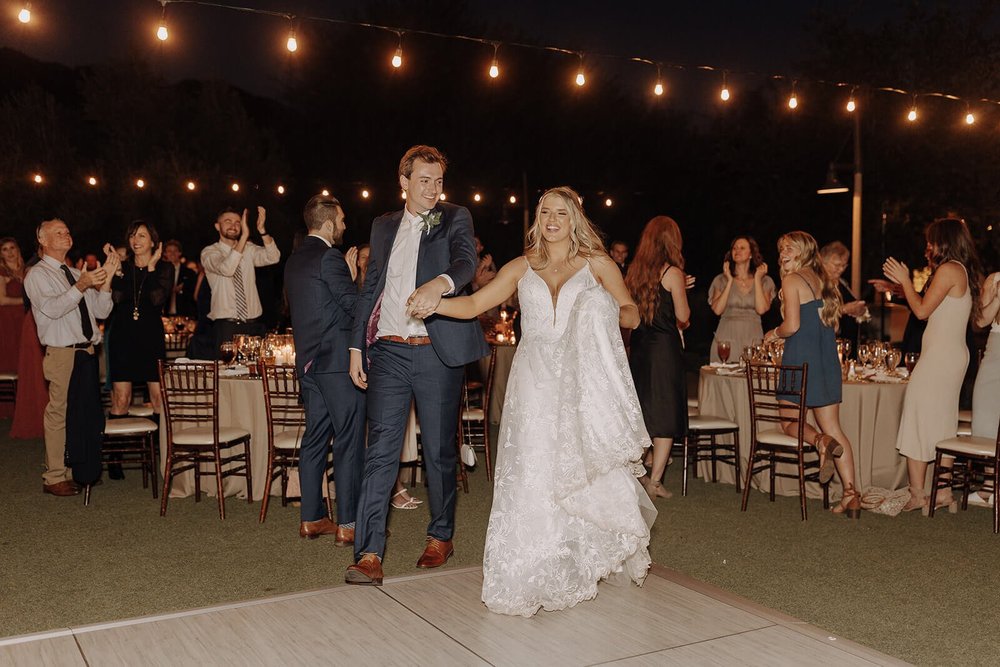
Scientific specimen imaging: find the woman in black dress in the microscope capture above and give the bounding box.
[109,220,172,422]
[625,216,691,500]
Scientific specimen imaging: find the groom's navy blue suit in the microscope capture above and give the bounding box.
[284,235,365,524]
[351,202,489,559]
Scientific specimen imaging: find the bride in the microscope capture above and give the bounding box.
[411,186,656,617]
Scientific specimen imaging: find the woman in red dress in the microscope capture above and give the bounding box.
[7,245,47,438]
[0,238,26,420]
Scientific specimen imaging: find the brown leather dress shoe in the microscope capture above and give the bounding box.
[416,537,454,569]
[43,481,81,497]
[335,525,354,547]
[299,517,338,539]
[345,554,383,586]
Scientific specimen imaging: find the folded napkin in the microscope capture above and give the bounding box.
[219,365,249,377]
[716,366,746,377]
[710,362,741,369]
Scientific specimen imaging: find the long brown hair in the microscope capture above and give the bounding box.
[0,237,25,280]
[626,216,685,325]
[777,231,841,329]
[925,218,983,324]
[524,186,606,268]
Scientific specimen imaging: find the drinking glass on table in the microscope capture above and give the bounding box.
[886,348,902,375]
[904,352,919,373]
[219,341,236,366]
[717,340,732,364]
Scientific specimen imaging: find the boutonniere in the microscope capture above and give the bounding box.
[417,210,442,234]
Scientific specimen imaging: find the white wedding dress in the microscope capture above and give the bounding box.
[482,261,657,617]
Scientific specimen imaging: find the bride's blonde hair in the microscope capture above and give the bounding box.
[777,231,841,329]
[525,186,606,268]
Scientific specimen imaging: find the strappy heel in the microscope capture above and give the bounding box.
[922,491,959,516]
[832,484,861,519]
[814,434,844,485]
[901,486,926,512]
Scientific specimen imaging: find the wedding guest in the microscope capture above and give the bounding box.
[0,238,27,375]
[162,240,198,318]
[709,236,775,362]
[819,241,867,353]
[10,251,46,439]
[764,231,859,518]
[24,219,118,495]
[355,243,370,288]
[107,222,172,437]
[967,270,1000,506]
[610,240,630,274]
[201,206,280,353]
[185,265,215,360]
[625,217,690,501]
[419,186,653,616]
[883,218,983,513]
[284,194,366,542]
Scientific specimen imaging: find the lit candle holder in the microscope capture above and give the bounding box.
[500,309,508,322]
[496,333,506,343]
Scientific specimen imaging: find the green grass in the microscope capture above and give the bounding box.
[2,419,998,665]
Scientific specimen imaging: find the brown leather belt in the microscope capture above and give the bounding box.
[379,335,432,346]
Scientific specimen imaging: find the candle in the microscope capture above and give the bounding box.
[497,333,506,343]
[500,309,508,322]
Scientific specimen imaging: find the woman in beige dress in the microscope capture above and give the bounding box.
[709,236,775,362]
[883,218,983,513]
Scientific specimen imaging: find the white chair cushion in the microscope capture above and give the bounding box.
[936,436,997,458]
[103,418,158,435]
[957,425,973,437]
[461,408,485,421]
[274,430,303,449]
[128,404,155,417]
[171,426,250,445]
[687,397,699,409]
[757,430,801,448]
[958,409,973,424]
[0,372,17,381]
[689,415,738,431]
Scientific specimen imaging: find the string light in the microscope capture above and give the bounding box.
[391,32,403,68]
[907,97,918,122]
[286,24,298,53]
[787,82,798,110]
[18,2,31,24]
[653,64,664,97]
[604,198,613,207]
[965,109,975,125]
[846,87,857,113]
[276,184,285,194]
[87,176,98,186]
[508,195,516,204]
[156,1,169,41]
[186,181,196,191]
[136,178,145,189]
[489,43,500,79]
[473,193,481,202]
[231,182,240,192]
[439,193,446,201]
[32,173,43,184]
[361,189,370,198]
[575,54,586,87]
[321,188,329,196]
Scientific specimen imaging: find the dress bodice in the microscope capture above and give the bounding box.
[517,262,597,342]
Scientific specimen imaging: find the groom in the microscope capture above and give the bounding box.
[346,145,488,586]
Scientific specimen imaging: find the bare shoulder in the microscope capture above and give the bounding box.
[661,265,685,288]
[499,256,530,280]
[936,261,965,282]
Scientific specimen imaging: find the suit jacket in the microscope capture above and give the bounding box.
[164,264,198,318]
[351,201,489,368]
[284,236,358,377]
[836,281,860,348]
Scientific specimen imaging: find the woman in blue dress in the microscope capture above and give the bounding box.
[763,231,859,518]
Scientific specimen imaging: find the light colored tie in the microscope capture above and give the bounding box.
[234,263,247,319]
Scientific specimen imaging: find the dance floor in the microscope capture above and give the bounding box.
[0,564,905,666]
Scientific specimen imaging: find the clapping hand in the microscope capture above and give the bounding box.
[685,273,696,290]
[755,262,768,279]
[344,246,358,283]
[148,242,162,271]
[100,252,120,289]
[240,209,251,243]
[76,264,107,291]
[256,206,267,235]
[722,260,732,281]
[882,257,910,286]
[843,300,867,317]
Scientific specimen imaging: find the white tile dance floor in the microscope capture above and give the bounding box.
[0,564,908,666]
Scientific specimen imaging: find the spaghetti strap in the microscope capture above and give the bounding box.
[792,272,817,299]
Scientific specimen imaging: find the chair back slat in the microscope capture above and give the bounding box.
[261,364,305,430]
[745,362,809,444]
[158,360,220,430]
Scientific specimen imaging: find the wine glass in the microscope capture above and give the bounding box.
[219,341,236,366]
[905,352,919,373]
[886,348,902,375]
[717,340,732,364]
[842,339,852,360]
[858,343,872,368]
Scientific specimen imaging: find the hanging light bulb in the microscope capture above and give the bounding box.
[33,173,43,184]
[508,195,517,205]
[439,193,447,201]
[846,98,856,112]
[575,54,586,87]
[321,189,330,196]
[276,184,285,195]
[391,33,403,68]
[186,181,196,191]
[18,2,31,23]
[157,22,168,41]
[787,83,798,110]
[604,198,613,207]
[473,193,482,202]
[489,43,500,79]
[87,176,98,186]
[136,178,146,189]
[231,183,240,192]
[720,71,731,102]
[653,64,664,96]
[361,189,370,199]
[965,110,975,125]
[286,25,298,53]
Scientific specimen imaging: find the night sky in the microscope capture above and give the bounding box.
[3,0,914,100]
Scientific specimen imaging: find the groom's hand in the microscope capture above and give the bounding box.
[406,277,448,319]
[349,349,367,389]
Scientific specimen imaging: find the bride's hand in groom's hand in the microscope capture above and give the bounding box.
[406,281,444,319]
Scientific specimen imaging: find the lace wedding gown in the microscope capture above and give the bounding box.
[482,261,657,617]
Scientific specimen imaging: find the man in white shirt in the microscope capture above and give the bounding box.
[200,206,280,356]
[24,219,118,496]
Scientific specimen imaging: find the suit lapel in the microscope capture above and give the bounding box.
[417,205,446,266]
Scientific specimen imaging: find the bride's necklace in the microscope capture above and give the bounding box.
[131,260,149,321]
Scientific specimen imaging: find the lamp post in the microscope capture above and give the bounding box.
[818,107,863,297]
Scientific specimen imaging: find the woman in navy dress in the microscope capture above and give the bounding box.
[626,216,691,501]
[763,231,859,518]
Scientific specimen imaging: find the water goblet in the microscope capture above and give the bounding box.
[905,352,919,373]
[717,340,732,364]
[218,341,236,366]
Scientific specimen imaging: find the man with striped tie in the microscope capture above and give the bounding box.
[201,206,280,356]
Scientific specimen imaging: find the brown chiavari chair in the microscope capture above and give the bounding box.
[84,416,160,505]
[460,347,497,481]
[259,364,334,523]
[158,360,252,519]
[682,414,741,496]
[741,362,829,520]
[929,416,1000,533]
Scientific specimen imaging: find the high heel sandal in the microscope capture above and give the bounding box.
[921,490,959,516]
[814,434,844,485]
[643,479,673,500]
[831,484,862,519]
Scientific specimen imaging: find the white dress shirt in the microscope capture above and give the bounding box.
[24,255,113,347]
[201,240,280,320]
[378,210,430,339]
